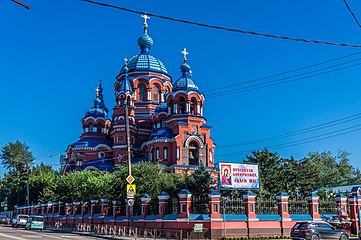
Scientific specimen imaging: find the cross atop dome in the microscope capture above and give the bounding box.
[124,57,128,65]
[141,13,150,28]
[95,79,102,97]
[181,48,189,62]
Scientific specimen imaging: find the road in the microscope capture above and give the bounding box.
[0,225,104,240]
[0,225,359,240]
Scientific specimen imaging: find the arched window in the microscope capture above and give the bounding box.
[139,84,146,101]
[161,119,165,128]
[89,123,93,133]
[189,141,199,165]
[153,85,160,102]
[179,98,186,114]
[190,98,197,114]
[169,99,174,114]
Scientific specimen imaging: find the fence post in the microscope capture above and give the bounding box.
[52,201,59,215]
[112,200,120,220]
[349,186,361,235]
[243,190,258,221]
[336,193,347,217]
[157,192,170,219]
[58,201,65,216]
[100,196,109,216]
[140,194,151,219]
[81,201,87,217]
[65,203,72,216]
[208,190,222,220]
[306,192,321,220]
[47,201,53,215]
[73,200,81,216]
[276,192,290,220]
[90,198,98,217]
[41,203,47,215]
[178,189,192,219]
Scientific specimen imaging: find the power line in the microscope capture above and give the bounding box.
[34,133,81,159]
[82,0,361,48]
[207,59,361,98]
[341,0,361,28]
[217,112,361,149]
[216,123,361,157]
[204,51,361,93]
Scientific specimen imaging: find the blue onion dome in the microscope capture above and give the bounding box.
[117,59,134,94]
[84,81,109,119]
[173,48,199,92]
[155,102,168,114]
[126,18,168,75]
[137,28,153,51]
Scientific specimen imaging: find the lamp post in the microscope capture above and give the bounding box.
[221,197,229,238]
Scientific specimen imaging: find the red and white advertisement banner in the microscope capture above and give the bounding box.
[219,163,259,189]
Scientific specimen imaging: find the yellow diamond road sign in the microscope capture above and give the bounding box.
[126,175,135,184]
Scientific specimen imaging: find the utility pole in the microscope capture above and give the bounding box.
[124,103,134,228]
[125,104,132,176]
[25,162,30,206]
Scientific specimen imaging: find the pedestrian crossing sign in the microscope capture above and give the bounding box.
[127,184,136,197]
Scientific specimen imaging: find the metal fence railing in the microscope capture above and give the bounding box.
[255,198,278,214]
[190,195,209,214]
[288,199,309,214]
[319,199,338,214]
[220,197,245,214]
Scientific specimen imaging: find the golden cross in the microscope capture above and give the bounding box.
[141,13,150,27]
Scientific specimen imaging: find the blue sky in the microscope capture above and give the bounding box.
[1,0,361,176]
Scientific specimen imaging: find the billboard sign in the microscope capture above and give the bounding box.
[219,163,259,189]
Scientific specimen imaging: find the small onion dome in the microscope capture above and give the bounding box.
[126,24,168,74]
[84,107,108,119]
[84,82,109,119]
[117,62,134,94]
[137,28,154,51]
[172,61,199,92]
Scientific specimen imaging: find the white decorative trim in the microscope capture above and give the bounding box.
[95,144,112,151]
[184,136,204,148]
[84,166,99,171]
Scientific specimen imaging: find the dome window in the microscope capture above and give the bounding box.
[139,84,146,101]
[153,85,160,102]
[179,98,186,114]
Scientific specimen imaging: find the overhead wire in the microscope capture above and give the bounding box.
[217,112,361,148]
[82,0,361,48]
[341,0,361,28]
[216,123,361,157]
[204,51,361,93]
[207,59,361,98]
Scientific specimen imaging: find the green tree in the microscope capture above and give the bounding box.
[1,140,33,173]
[184,164,213,197]
[0,141,34,205]
[28,164,59,203]
[245,148,285,197]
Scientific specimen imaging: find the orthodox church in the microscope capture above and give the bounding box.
[63,16,215,173]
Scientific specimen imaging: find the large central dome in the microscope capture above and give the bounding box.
[127,52,168,74]
[126,25,168,75]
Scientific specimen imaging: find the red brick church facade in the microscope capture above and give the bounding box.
[63,19,215,173]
